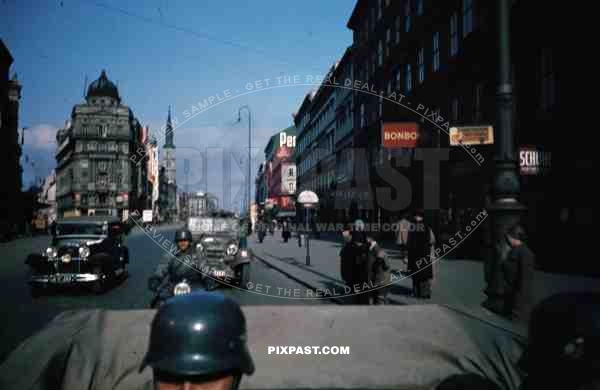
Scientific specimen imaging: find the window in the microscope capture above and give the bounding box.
[360,103,365,127]
[417,48,425,84]
[88,142,97,151]
[450,13,459,56]
[405,64,412,93]
[540,49,556,110]
[378,40,383,66]
[405,1,411,32]
[379,94,383,117]
[433,32,440,71]
[385,0,390,7]
[395,16,401,44]
[80,160,89,169]
[473,83,483,121]
[416,0,423,15]
[462,0,473,37]
[386,28,391,56]
[378,0,382,19]
[451,97,463,121]
[387,79,392,96]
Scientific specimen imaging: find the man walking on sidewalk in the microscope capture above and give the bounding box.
[395,211,412,273]
[502,224,535,324]
[407,209,436,299]
[346,220,371,304]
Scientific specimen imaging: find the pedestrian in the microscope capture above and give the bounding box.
[347,220,371,304]
[406,209,436,299]
[502,224,536,323]
[281,219,291,242]
[339,223,354,287]
[396,211,412,273]
[49,219,57,236]
[365,235,391,305]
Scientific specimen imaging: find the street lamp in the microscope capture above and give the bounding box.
[483,0,527,313]
[237,105,252,217]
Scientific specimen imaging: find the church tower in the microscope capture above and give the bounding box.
[161,106,177,222]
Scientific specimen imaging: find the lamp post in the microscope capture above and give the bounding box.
[237,105,252,217]
[483,0,526,313]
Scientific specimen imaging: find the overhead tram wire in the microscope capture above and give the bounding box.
[82,0,299,70]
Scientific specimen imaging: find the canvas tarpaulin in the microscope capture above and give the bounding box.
[0,304,527,389]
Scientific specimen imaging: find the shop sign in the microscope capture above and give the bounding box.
[450,126,494,145]
[382,122,419,148]
[520,146,551,175]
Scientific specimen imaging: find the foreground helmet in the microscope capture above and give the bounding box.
[174,228,193,242]
[141,292,254,377]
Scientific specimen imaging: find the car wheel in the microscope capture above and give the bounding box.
[238,263,250,289]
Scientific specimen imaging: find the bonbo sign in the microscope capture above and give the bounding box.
[382,122,418,148]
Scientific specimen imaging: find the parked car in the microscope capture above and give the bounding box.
[25,216,129,297]
[187,210,251,290]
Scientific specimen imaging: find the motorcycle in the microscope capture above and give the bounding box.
[150,277,203,308]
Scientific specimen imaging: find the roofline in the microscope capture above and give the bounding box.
[347,0,367,30]
[0,39,14,65]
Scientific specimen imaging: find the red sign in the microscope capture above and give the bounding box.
[382,122,419,148]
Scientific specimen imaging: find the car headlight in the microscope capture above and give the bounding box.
[173,280,191,296]
[78,246,90,258]
[226,243,238,256]
[46,247,57,259]
[61,254,72,263]
[240,249,249,258]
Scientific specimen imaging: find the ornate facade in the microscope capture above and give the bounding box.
[55,70,148,220]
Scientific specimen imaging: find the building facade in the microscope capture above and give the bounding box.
[37,170,57,223]
[0,40,23,239]
[341,0,580,269]
[146,136,160,220]
[55,70,149,220]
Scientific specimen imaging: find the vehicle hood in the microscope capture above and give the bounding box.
[198,234,237,251]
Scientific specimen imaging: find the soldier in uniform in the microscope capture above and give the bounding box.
[140,292,255,390]
[148,228,204,298]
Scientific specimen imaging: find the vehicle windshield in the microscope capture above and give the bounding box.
[191,218,240,234]
[56,223,105,236]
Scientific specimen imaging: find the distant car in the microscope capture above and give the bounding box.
[187,210,251,290]
[25,216,129,297]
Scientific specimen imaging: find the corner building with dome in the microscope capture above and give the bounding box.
[55,70,150,220]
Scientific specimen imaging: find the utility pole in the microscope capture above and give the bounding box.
[237,105,252,217]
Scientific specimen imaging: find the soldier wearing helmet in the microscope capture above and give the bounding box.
[140,292,254,390]
[148,228,204,294]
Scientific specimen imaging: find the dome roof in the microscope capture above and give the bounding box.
[86,70,120,100]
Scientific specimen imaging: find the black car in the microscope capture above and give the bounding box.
[187,211,251,290]
[25,216,129,297]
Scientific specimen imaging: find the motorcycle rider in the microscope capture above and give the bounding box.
[140,292,255,390]
[148,228,205,301]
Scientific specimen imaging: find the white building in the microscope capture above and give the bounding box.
[38,169,57,222]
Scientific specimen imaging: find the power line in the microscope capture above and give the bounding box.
[82,0,297,69]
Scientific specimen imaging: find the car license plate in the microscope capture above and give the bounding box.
[213,270,226,277]
[50,274,76,283]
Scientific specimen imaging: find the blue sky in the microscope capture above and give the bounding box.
[1,0,355,210]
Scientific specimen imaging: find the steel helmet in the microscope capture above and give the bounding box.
[141,292,254,377]
[174,228,193,242]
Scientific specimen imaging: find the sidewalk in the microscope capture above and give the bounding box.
[250,231,600,332]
